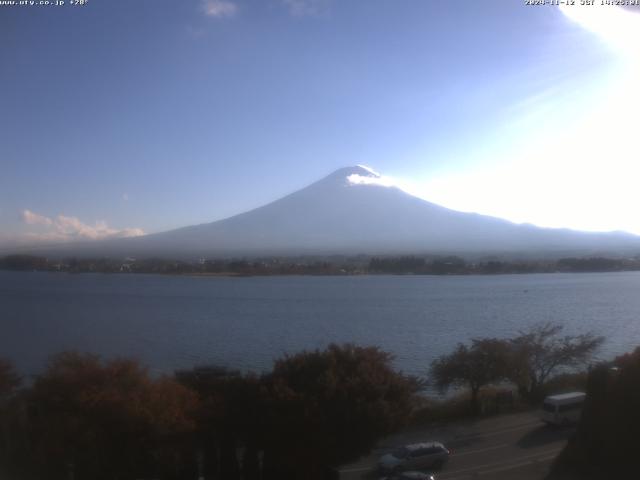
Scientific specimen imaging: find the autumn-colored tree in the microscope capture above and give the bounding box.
[23,352,199,480]
[0,358,21,478]
[262,343,421,480]
[175,366,264,480]
[508,323,604,400]
[0,358,20,401]
[430,338,511,414]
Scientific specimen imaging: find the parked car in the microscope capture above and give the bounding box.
[378,442,449,473]
[380,471,436,480]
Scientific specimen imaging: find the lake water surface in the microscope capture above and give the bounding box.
[2,271,640,378]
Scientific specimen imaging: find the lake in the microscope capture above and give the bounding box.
[2,271,640,378]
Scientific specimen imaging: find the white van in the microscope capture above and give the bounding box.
[541,392,586,426]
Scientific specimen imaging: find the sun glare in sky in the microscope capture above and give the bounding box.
[559,4,640,59]
[414,5,640,234]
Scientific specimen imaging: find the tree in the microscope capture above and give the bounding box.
[430,338,511,414]
[0,358,20,400]
[24,352,199,480]
[262,343,421,480]
[0,358,21,479]
[175,366,263,480]
[552,347,640,478]
[0,255,48,271]
[508,323,604,400]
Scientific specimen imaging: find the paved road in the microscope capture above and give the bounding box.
[339,411,574,480]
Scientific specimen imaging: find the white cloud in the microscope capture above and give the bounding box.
[202,0,237,17]
[347,174,398,189]
[346,165,413,190]
[23,209,53,226]
[200,0,328,19]
[281,0,329,16]
[21,210,145,243]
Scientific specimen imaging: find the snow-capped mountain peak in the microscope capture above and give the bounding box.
[29,166,640,257]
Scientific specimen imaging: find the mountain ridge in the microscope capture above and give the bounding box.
[9,166,640,258]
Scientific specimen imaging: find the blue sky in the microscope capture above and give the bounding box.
[1,0,639,246]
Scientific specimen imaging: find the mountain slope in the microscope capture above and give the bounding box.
[19,166,640,257]
[89,165,639,257]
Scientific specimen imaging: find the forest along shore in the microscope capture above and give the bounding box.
[2,253,640,276]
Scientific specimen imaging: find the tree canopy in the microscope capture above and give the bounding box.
[430,338,511,413]
[263,343,421,479]
[0,358,20,400]
[554,346,640,478]
[175,365,263,480]
[430,323,604,410]
[508,322,604,400]
[24,352,199,480]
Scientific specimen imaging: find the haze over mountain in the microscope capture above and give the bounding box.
[14,166,640,258]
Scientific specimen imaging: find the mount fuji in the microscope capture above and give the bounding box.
[24,166,640,257]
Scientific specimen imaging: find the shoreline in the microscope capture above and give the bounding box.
[2,268,640,278]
